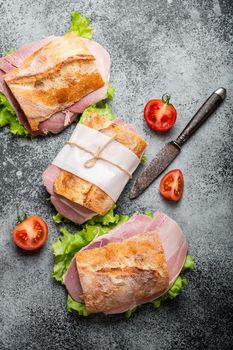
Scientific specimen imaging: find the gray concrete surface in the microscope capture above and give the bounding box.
[0,0,232,349]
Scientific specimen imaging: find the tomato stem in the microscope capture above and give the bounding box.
[162,93,171,105]
[16,204,27,224]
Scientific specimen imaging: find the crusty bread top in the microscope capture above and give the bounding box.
[76,230,169,314]
[4,33,104,131]
[83,113,147,158]
[54,170,114,216]
[53,113,147,215]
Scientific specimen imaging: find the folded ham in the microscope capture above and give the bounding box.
[64,211,188,314]
[43,113,147,223]
[0,33,110,135]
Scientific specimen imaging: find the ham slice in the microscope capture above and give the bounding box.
[0,37,55,71]
[51,195,95,224]
[38,38,110,134]
[64,211,188,313]
[43,164,95,224]
[42,120,140,223]
[114,118,137,133]
[0,37,56,135]
[64,257,84,302]
[63,213,156,302]
[0,69,35,133]
[0,36,111,135]
[67,39,110,114]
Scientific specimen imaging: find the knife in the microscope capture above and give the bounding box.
[130,87,226,199]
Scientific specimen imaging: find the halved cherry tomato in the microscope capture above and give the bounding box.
[144,94,177,132]
[160,169,184,202]
[13,215,48,251]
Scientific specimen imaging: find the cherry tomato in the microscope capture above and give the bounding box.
[13,215,48,251]
[144,94,177,132]
[160,169,184,202]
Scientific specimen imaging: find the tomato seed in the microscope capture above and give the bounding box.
[16,230,28,241]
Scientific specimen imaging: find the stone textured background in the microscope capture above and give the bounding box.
[0,0,232,349]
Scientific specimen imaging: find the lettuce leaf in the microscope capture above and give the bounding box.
[67,295,89,316]
[140,153,147,164]
[144,211,154,218]
[106,84,115,100]
[52,204,195,318]
[52,213,72,224]
[126,256,195,318]
[151,256,194,307]
[125,307,139,319]
[69,11,93,39]
[182,254,195,272]
[151,276,188,309]
[86,205,119,226]
[1,12,113,138]
[3,48,14,56]
[51,206,124,282]
[63,255,195,318]
[51,226,86,282]
[151,256,194,308]
[52,213,64,224]
[79,102,115,124]
[0,92,29,137]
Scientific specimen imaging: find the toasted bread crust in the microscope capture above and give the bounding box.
[4,33,104,130]
[84,113,147,157]
[76,231,169,314]
[53,170,114,216]
[53,113,147,215]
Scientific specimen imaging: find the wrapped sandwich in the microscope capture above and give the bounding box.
[0,32,110,135]
[63,211,189,315]
[43,113,147,223]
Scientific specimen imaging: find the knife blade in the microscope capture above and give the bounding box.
[130,141,180,199]
[130,87,226,199]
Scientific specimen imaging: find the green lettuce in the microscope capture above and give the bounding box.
[0,92,29,137]
[69,11,93,39]
[51,206,124,282]
[51,205,195,318]
[63,255,194,318]
[52,213,64,224]
[106,84,115,100]
[125,307,139,319]
[1,12,114,138]
[140,153,147,164]
[0,49,29,138]
[79,101,115,124]
[151,276,188,309]
[151,256,194,309]
[152,256,194,307]
[144,211,154,218]
[52,226,86,282]
[67,295,89,316]
[127,255,195,318]
[87,205,120,226]
[182,254,195,272]
[3,48,14,56]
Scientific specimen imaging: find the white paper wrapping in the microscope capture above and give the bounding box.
[52,124,140,201]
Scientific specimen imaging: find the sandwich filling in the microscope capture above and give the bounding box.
[43,113,147,220]
[76,231,169,314]
[4,33,104,131]
[0,34,111,134]
[64,211,188,314]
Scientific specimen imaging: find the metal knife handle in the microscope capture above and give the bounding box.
[175,87,226,147]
